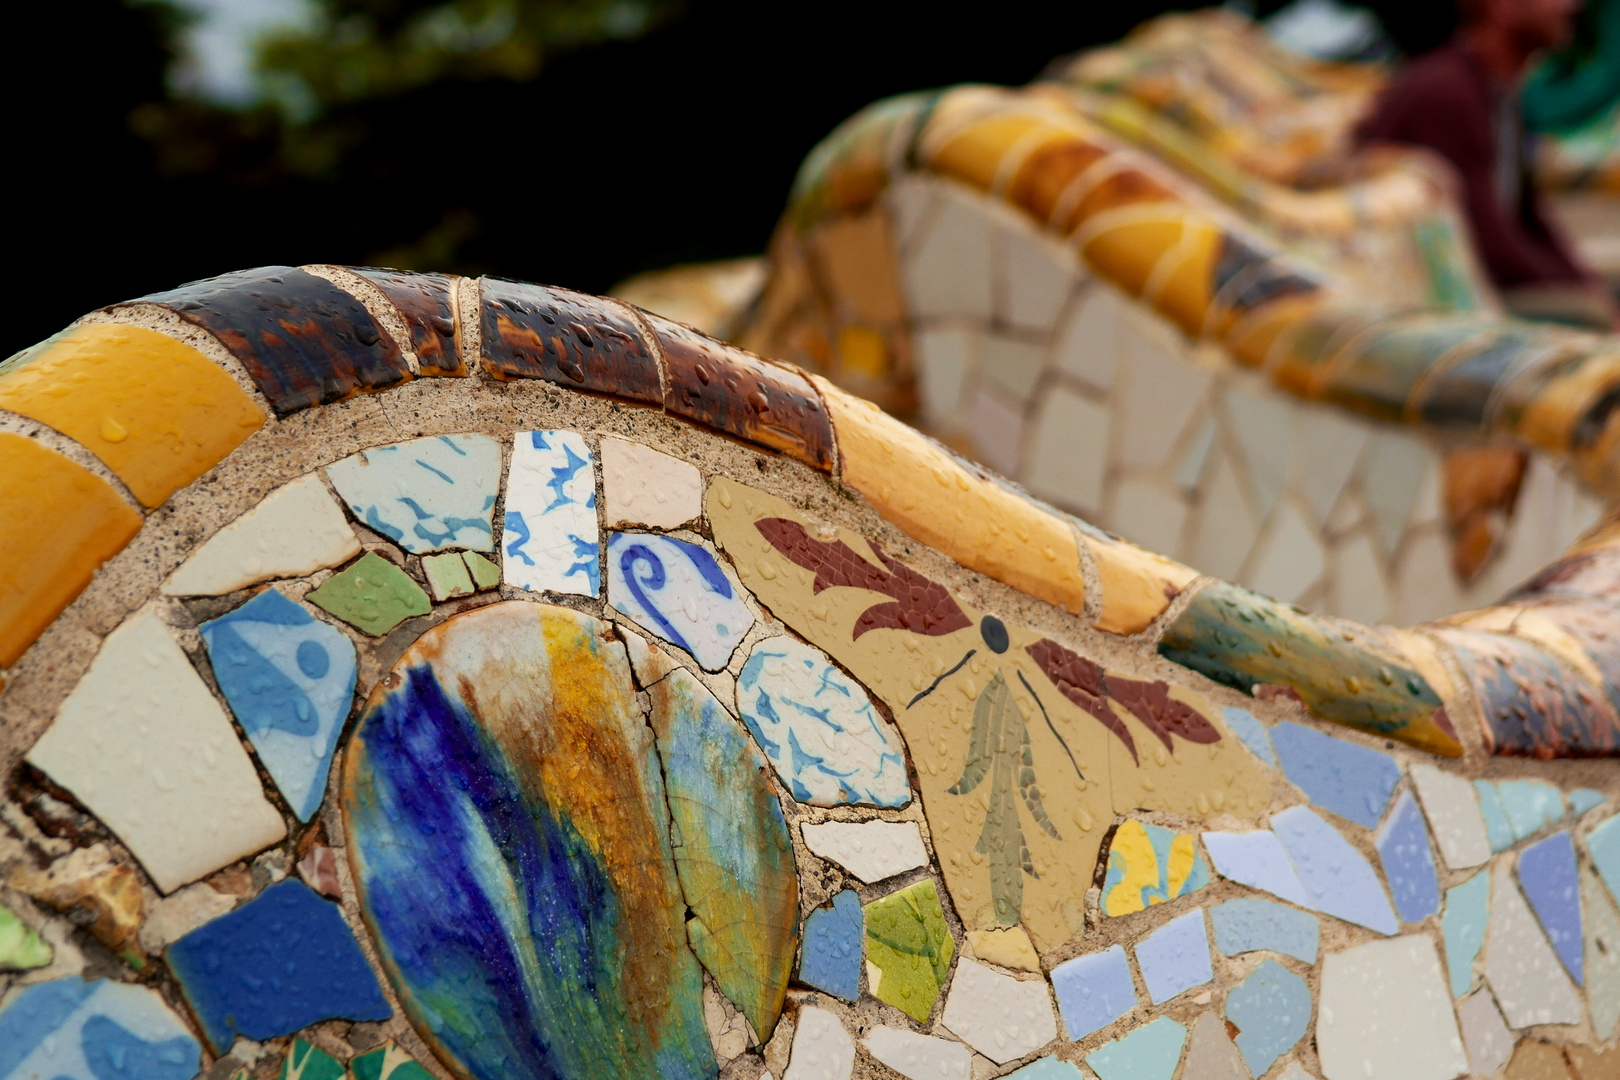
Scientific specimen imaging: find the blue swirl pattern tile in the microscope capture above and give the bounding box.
[201,589,357,820]
[608,531,753,671]
[0,976,200,1080]
[503,430,600,597]
[737,636,910,807]
[326,434,499,553]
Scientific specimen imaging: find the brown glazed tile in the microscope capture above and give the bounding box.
[479,277,662,405]
[348,267,463,375]
[1443,446,1528,582]
[131,265,410,417]
[647,311,836,471]
[1430,625,1620,757]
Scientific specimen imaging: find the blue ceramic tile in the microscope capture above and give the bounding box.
[1222,706,1275,767]
[1224,959,1310,1077]
[201,588,357,821]
[1474,781,1514,851]
[1441,871,1489,997]
[1269,722,1399,828]
[0,976,200,1080]
[1569,789,1606,816]
[1085,1017,1187,1080]
[1375,790,1441,924]
[607,532,753,671]
[1004,1059,1083,1079]
[326,434,500,553]
[1134,910,1211,1004]
[1210,898,1320,963]
[1518,831,1583,985]
[737,636,910,808]
[167,878,391,1052]
[1050,946,1137,1040]
[1590,814,1620,907]
[503,430,600,597]
[798,890,862,1002]
[1202,830,1309,906]
[1271,805,1398,934]
[1496,779,1564,842]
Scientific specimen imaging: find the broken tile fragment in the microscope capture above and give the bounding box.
[306,551,431,636]
[463,550,500,590]
[136,881,235,954]
[1221,706,1276,766]
[601,437,702,529]
[326,433,499,553]
[1496,780,1565,842]
[1484,863,1582,1028]
[1102,820,1210,917]
[1316,935,1466,1080]
[26,611,287,893]
[163,474,360,596]
[1569,789,1605,816]
[1211,898,1319,964]
[1179,1012,1247,1080]
[1443,870,1490,997]
[1502,1039,1573,1080]
[1085,1017,1186,1080]
[800,820,927,883]
[0,902,51,970]
[1225,959,1309,1077]
[297,845,342,899]
[1270,722,1399,827]
[705,983,750,1068]
[1517,831,1583,985]
[1584,866,1620,1039]
[503,430,600,597]
[864,879,954,1022]
[1586,813,1620,906]
[201,588,357,821]
[1409,764,1490,870]
[1271,805,1397,934]
[167,878,391,1052]
[784,1005,855,1080]
[1375,790,1441,924]
[350,1041,435,1080]
[421,551,475,600]
[1134,909,1212,1004]
[967,926,1041,972]
[940,957,1057,1064]
[864,1027,970,1080]
[276,1040,344,1080]
[609,531,753,670]
[1004,1059,1083,1080]
[1051,946,1137,1040]
[1457,989,1514,1078]
[798,890,862,1001]
[0,975,201,1080]
[1475,780,1515,851]
[1201,830,1309,907]
[20,844,145,960]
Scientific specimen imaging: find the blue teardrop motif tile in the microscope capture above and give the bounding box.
[607,531,753,671]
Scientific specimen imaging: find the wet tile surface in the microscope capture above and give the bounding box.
[1210,897,1319,963]
[326,434,499,553]
[1102,820,1211,917]
[1051,946,1137,1040]
[784,1005,854,1080]
[1270,722,1399,827]
[479,278,661,403]
[1457,989,1514,1078]
[1224,958,1310,1077]
[1443,870,1490,997]
[1271,805,1398,934]
[1375,790,1441,924]
[1085,1017,1187,1080]
[1477,780,1516,851]
[277,1040,344,1080]
[0,902,51,970]
[799,820,927,882]
[939,956,1058,1064]
[864,879,954,1022]
[348,268,461,375]
[601,437,702,529]
[1179,1012,1248,1080]
[1587,813,1620,904]
[421,551,475,600]
[1484,863,1583,1027]
[1518,831,1584,985]
[608,532,753,671]
[797,890,862,1001]
[0,976,201,1080]
[163,475,360,597]
[1004,1058,1085,1080]
[1202,830,1309,907]
[1316,936,1467,1080]
[503,430,600,597]
[1497,780,1567,841]
[1134,909,1212,1004]
[1221,706,1276,767]
[1409,764,1491,870]
[1582,867,1620,1039]
[306,551,431,636]
[863,1026,970,1080]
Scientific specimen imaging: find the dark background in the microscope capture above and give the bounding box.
[6,0,1461,354]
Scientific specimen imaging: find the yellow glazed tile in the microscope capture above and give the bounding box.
[1076,208,1195,300]
[814,375,1087,616]
[1143,220,1222,337]
[1514,348,1620,457]
[0,323,265,508]
[1081,532,1199,636]
[0,432,143,667]
[966,927,1041,972]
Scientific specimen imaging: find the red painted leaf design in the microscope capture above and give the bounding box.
[1024,638,1140,764]
[1106,675,1222,751]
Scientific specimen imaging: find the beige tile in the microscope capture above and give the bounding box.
[1244,501,1324,603]
[601,437,702,530]
[1051,285,1123,394]
[914,326,977,431]
[1223,387,1291,522]
[996,225,1079,336]
[1291,406,1367,526]
[1023,384,1110,514]
[1113,326,1212,472]
[1316,936,1468,1080]
[981,333,1048,404]
[1186,450,1260,581]
[1359,430,1431,557]
[810,210,904,324]
[900,187,994,321]
[1325,530,1391,624]
[885,174,940,254]
[1108,478,1190,561]
[967,384,1026,478]
[1390,527,1467,624]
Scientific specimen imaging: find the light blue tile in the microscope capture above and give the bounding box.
[1085,1017,1187,1080]
[326,434,500,554]
[1442,870,1489,997]
[1475,781,1514,852]
[1004,1058,1084,1080]
[0,976,200,1080]
[1376,790,1441,924]
[1496,779,1565,842]
[607,532,754,671]
[1224,959,1310,1077]
[502,430,599,597]
[1134,910,1211,1004]
[797,890,862,1001]
[1210,898,1319,963]
[1569,789,1606,816]
[1589,814,1620,908]
[1051,946,1137,1040]
[201,588,357,821]
[1270,722,1399,828]
[1271,805,1397,934]
[1202,830,1309,907]
[1518,832,1583,986]
[1221,706,1276,767]
[737,637,910,808]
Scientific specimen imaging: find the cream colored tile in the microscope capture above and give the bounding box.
[864,1028,971,1080]
[601,437,702,530]
[981,334,1048,404]
[1108,479,1189,561]
[940,957,1058,1065]
[163,474,359,597]
[1186,451,1260,580]
[1291,407,1367,527]
[1484,862,1583,1028]
[784,1005,855,1080]
[1390,527,1466,624]
[914,326,977,431]
[1326,531,1391,624]
[996,226,1079,336]
[1317,936,1467,1080]
[1023,385,1110,513]
[1173,412,1217,491]
[1052,285,1122,394]
[900,189,994,321]
[886,175,941,255]
[967,385,1026,478]
[1244,502,1324,603]
[1223,388,1291,522]
[1113,327,1211,472]
[800,820,929,883]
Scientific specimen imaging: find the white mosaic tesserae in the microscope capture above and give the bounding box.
[1316,936,1467,1080]
[799,820,928,883]
[601,436,703,529]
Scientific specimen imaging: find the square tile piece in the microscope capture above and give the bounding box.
[503,430,600,597]
[601,437,701,530]
[1050,945,1137,1040]
[163,474,360,596]
[326,434,499,553]
[27,610,287,893]
[1133,909,1212,1004]
[1409,764,1491,869]
[800,820,927,883]
[1316,935,1467,1080]
[940,957,1057,1064]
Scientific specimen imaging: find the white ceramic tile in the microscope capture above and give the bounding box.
[1390,528,1466,626]
[600,437,701,530]
[1585,866,1620,1040]
[996,226,1078,336]
[1174,412,1217,490]
[1023,385,1109,513]
[886,175,941,254]
[608,531,752,671]
[27,611,287,893]
[800,820,928,883]
[1244,501,1323,603]
[1051,286,1122,393]
[1113,324,1211,471]
[900,188,994,321]
[504,430,600,597]
[940,957,1057,1064]
[1472,455,1566,601]
[1223,388,1291,522]
[1406,459,1443,531]
[1409,764,1491,870]
[1291,408,1367,527]
[864,1027,972,1080]
[136,882,235,954]
[1484,862,1582,1028]
[981,334,1048,404]
[1187,451,1260,581]
[967,384,1026,478]
[326,433,500,553]
[1109,479,1189,562]
[1275,1066,1317,1080]
[1358,432,1430,558]
[163,475,360,597]
[1455,989,1513,1078]
[915,327,976,430]
[1317,935,1466,1080]
[784,1005,855,1080]
[1325,531,1390,624]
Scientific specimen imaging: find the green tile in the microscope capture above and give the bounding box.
[463,551,500,591]
[422,552,474,601]
[276,1040,345,1080]
[351,1042,436,1080]
[864,878,954,1022]
[0,902,52,970]
[308,552,430,635]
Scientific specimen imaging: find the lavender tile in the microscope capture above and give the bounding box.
[1202,830,1309,907]
[1210,898,1319,963]
[1271,805,1397,934]
[1517,831,1583,985]
[1375,790,1440,924]
[1133,910,1212,1004]
[1050,946,1137,1040]
[1269,722,1399,828]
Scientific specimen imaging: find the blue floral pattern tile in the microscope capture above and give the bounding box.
[503,430,600,597]
[326,434,499,553]
[737,636,910,807]
[0,976,200,1080]
[608,532,753,671]
[201,589,357,821]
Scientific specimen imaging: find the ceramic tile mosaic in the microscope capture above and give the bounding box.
[1570,788,1606,815]
[784,1006,855,1080]
[1586,813,1620,903]
[1085,1017,1186,1080]
[306,551,431,635]
[600,437,702,529]
[0,903,51,970]
[799,820,927,882]
[163,474,360,596]
[967,926,1042,972]
[421,551,474,599]
[1271,805,1399,934]
[1443,870,1491,997]
[1102,820,1211,917]
[1583,866,1620,1040]
[1051,946,1137,1040]
[939,957,1058,1063]
[326,434,499,553]
[1221,706,1276,767]
[1409,764,1492,870]
[863,1026,971,1080]
[1224,958,1310,1077]
[1375,790,1441,924]
[26,610,287,893]
[863,878,953,1022]
[137,882,235,955]
[1497,780,1567,841]
[1211,897,1320,963]
[1004,1059,1084,1080]
[1134,909,1213,1004]
[1457,989,1515,1077]
[1202,829,1310,907]
[798,889,862,1001]
[1270,723,1399,828]
[349,1043,433,1080]
[608,531,753,671]
[1518,831,1585,985]
[1179,1012,1247,1080]
[1478,780,1517,852]
[1485,863,1583,1027]
[1316,935,1466,1080]
[503,430,601,596]
[276,1040,343,1080]
[0,976,201,1080]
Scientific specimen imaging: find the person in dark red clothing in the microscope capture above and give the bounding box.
[1357,0,1618,328]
